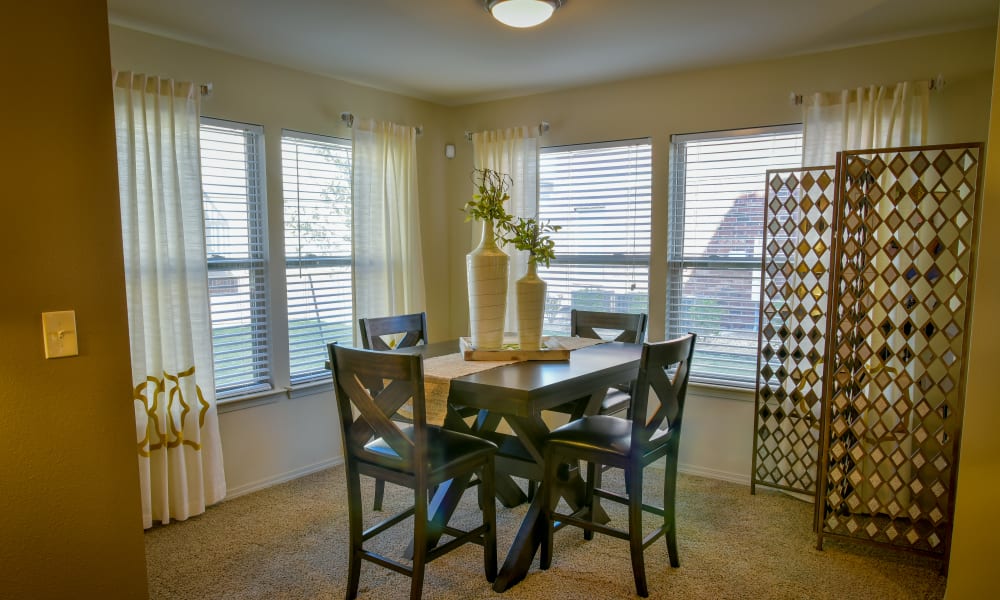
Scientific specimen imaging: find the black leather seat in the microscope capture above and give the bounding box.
[541,334,696,598]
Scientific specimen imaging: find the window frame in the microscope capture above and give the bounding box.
[538,138,653,334]
[199,117,273,400]
[667,124,803,388]
[281,129,354,385]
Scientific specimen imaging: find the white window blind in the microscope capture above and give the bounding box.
[199,118,272,398]
[282,131,353,384]
[667,125,802,387]
[539,140,652,334]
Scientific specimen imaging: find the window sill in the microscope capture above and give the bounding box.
[216,378,332,414]
[217,388,285,413]
[688,381,755,402]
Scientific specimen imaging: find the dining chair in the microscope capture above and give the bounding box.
[568,309,648,417]
[358,311,480,510]
[359,312,429,351]
[328,343,498,600]
[359,312,428,510]
[526,309,649,501]
[539,333,696,598]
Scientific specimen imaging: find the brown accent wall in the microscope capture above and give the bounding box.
[945,15,1000,600]
[0,2,148,597]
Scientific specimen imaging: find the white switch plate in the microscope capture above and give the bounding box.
[42,310,79,359]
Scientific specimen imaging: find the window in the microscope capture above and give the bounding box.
[539,140,652,334]
[199,118,271,398]
[667,125,802,386]
[282,131,353,384]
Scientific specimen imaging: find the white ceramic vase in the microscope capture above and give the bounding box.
[467,220,509,350]
[516,261,546,351]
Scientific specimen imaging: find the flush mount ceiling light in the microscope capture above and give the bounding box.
[485,0,564,29]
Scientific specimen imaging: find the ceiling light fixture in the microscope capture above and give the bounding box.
[485,0,564,29]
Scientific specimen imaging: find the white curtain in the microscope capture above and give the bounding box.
[113,72,226,529]
[352,118,426,336]
[472,126,540,331]
[802,80,929,166]
[801,81,930,512]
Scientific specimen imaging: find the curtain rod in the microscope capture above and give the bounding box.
[790,74,945,106]
[340,112,423,136]
[199,83,213,97]
[464,121,550,141]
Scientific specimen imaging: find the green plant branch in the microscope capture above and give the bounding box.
[502,217,561,268]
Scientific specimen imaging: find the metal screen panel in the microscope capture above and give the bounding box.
[818,143,983,556]
[753,166,836,496]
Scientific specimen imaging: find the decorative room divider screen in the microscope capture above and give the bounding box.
[752,166,836,498]
[753,142,984,560]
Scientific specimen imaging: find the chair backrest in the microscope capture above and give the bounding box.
[359,312,429,351]
[629,334,697,455]
[328,343,427,472]
[571,309,648,344]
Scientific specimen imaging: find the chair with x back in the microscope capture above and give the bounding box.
[328,343,498,600]
[540,333,696,598]
[359,312,429,351]
[358,311,478,510]
[551,309,648,418]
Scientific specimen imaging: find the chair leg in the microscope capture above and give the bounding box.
[373,478,385,511]
[345,470,364,600]
[482,462,498,582]
[663,453,680,568]
[411,484,428,600]
[627,465,649,598]
[526,479,536,501]
[584,461,597,541]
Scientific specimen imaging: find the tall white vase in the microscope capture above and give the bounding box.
[467,220,509,350]
[516,261,546,351]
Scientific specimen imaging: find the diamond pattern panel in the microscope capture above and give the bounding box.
[754,167,835,495]
[818,144,982,556]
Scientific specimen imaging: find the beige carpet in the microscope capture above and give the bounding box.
[145,467,947,599]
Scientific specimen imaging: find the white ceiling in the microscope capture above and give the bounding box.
[107,0,999,106]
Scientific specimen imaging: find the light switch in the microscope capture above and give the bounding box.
[42,310,79,359]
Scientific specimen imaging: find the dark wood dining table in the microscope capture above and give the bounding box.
[397,338,644,592]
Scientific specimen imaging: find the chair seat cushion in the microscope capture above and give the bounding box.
[599,389,630,415]
[362,426,497,474]
[547,414,634,457]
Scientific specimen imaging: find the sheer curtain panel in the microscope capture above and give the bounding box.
[352,118,426,335]
[113,72,226,529]
[472,126,540,330]
[801,80,929,165]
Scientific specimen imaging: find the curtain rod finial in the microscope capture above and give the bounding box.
[340,112,354,128]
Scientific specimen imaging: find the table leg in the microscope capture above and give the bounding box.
[491,415,609,592]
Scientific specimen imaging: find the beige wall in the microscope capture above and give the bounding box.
[0,3,148,598]
[945,18,1000,600]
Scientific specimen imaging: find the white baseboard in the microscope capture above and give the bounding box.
[677,463,751,486]
[224,457,344,500]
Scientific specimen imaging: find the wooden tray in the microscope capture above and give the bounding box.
[459,336,570,361]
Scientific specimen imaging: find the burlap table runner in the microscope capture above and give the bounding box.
[422,335,606,425]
